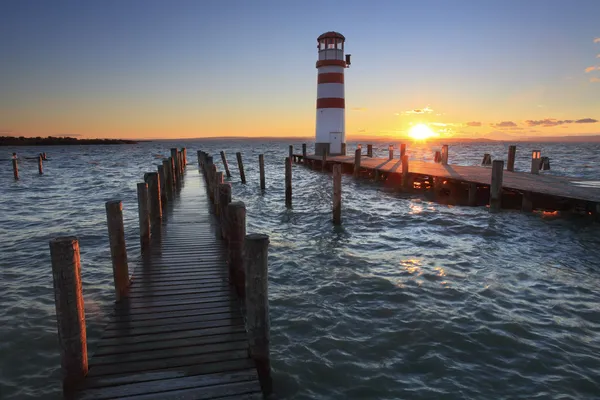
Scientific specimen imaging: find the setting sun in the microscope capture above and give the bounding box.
[409,124,439,140]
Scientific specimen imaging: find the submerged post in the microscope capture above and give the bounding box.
[507,145,516,172]
[441,144,449,165]
[136,182,150,249]
[302,143,307,165]
[218,183,232,239]
[49,237,88,394]
[236,152,246,184]
[285,157,292,208]
[147,172,162,225]
[244,233,272,396]
[12,158,18,180]
[401,155,410,189]
[490,160,504,212]
[105,200,129,301]
[259,154,266,190]
[227,201,246,297]
[333,164,342,225]
[220,151,231,178]
[38,154,43,175]
[353,149,361,177]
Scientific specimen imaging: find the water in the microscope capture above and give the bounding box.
[1,139,599,399]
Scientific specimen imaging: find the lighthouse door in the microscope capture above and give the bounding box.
[329,132,342,155]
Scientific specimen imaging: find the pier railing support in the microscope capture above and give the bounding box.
[137,182,150,249]
[236,152,246,184]
[353,149,361,177]
[49,237,88,395]
[105,200,130,301]
[227,201,246,297]
[333,164,342,225]
[244,233,272,396]
[507,145,516,172]
[285,157,292,208]
[490,160,504,212]
[259,154,266,190]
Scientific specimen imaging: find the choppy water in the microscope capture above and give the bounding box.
[1,139,599,400]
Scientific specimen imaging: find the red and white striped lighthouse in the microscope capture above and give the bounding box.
[315,31,350,156]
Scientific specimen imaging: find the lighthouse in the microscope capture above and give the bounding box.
[315,31,350,156]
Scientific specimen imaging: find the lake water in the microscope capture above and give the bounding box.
[1,139,599,399]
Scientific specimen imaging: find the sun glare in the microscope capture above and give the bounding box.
[409,124,438,140]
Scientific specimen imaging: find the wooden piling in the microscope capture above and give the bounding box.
[244,233,272,396]
[182,148,187,167]
[289,145,293,160]
[341,142,346,155]
[321,149,327,172]
[209,165,217,204]
[531,150,541,174]
[441,144,449,165]
[218,183,232,239]
[220,151,231,178]
[157,164,167,207]
[12,158,18,180]
[388,145,393,160]
[367,144,373,157]
[333,164,342,225]
[490,160,504,211]
[170,148,179,185]
[400,143,406,158]
[521,191,533,212]
[507,145,516,172]
[105,200,130,301]
[302,143,307,164]
[353,149,361,177]
[285,157,292,208]
[162,159,173,200]
[236,152,246,184]
[147,172,162,224]
[38,154,43,175]
[49,237,88,394]
[259,154,266,190]
[136,182,150,249]
[468,183,477,206]
[227,201,246,296]
[401,155,410,189]
[214,172,223,215]
[434,151,441,163]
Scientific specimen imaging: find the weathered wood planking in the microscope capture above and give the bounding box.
[75,166,262,400]
[300,154,600,203]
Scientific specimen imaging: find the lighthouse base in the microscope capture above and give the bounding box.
[315,142,346,156]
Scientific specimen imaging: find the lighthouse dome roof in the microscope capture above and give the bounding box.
[317,31,345,41]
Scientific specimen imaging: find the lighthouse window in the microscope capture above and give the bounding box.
[336,40,343,50]
[320,40,326,50]
[327,39,335,49]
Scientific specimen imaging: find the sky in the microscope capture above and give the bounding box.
[1,0,599,140]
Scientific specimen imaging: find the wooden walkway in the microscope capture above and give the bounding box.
[75,166,262,399]
[300,154,600,205]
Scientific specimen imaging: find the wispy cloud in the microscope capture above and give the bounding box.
[585,66,599,73]
[576,118,598,123]
[595,38,600,43]
[591,77,600,83]
[0,130,14,135]
[490,121,517,128]
[465,121,481,127]
[597,54,600,58]
[524,118,598,127]
[402,106,433,115]
[352,107,368,111]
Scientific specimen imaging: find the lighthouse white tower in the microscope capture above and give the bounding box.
[315,31,350,156]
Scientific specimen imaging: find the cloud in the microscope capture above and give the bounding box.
[595,38,600,43]
[357,129,366,133]
[575,118,598,123]
[591,77,600,83]
[597,54,600,58]
[490,121,518,128]
[402,106,433,115]
[524,118,597,127]
[352,107,367,111]
[585,66,599,73]
[465,121,481,127]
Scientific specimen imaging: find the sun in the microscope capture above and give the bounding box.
[409,124,439,140]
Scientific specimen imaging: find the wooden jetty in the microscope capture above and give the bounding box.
[49,149,270,400]
[293,147,600,215]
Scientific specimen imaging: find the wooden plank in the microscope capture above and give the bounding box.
[110,306,237,323]
[101,317,244,339]
[106,311,239,331]
[121,294,235,310]
[111,298,235,316]
[112,381,262,400]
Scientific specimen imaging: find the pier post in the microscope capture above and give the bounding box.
[136,183,150,249]
[182,148,187,167]
[209,165,217,204]
[289,145,293,160]
[468,183,477,206]
[401,155,410,189]
[38,154,43,175]
[321,149,327,172]
[353,149,361,177]
[367,144,373,157]
[285,157,292,208]
[302,143,307,165]
[341,142,346,155]
[214,172,223,215]
[441,144,449,165]
[388,145,393,160]
[531,150,541,175]
[220,151,231,178]
[218,183,232,240]
[197,150,201,165]
[49,237,88,394]
[105,200,130,301]
[259,154,266,190]
[490,160,504,212]
[12,158,18,180]
[521,192,533,212]
[147,172,162,225]
[227,201,246,297]
[333,164,342,225]
[162,159,173,200]
[157,164,167,207]
[168,156,176,191]
[400,143,406,158]
[170,148,180,186]
[507,145,516,172]
[244,233,272,396]
[236,152,246,184]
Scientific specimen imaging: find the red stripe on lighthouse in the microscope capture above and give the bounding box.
[317,73,344,84]
[316,98,345,109]
[316,60,347,68]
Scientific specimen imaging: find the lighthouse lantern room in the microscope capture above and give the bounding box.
[315,31,349,156]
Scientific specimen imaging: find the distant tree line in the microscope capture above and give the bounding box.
[0,136,138,146]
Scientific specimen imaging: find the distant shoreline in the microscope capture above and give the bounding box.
[0,136,139,146]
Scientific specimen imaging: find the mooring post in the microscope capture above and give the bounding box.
[157,164,167,207]
[162,159,173,200]
[468,183,477,206]
[147,172,162,225]
[531,150,541,175]
[236,152,246,184]
[197,150,201,165]
[490,160,504,212]
[209,164,217,204]
[401,155,410,189]
[227,201,246,297]
[38,154,43,175]
[12,158,18,180]
[244,233,272,396]
[341,142,347,156]
[259,154,266,190]
[218,183,232,240]
[507,145,516,172]
[214,171,223,215]
[49,237,88,394]
[333,164,342,225]
[136,182,150,250]
[367,144,373,157]
[434,151,442,163]
[220,151,231,178]
[168,156,176,192]
[285,157,292,208]
[302,143,307,165]
[441,144,449,165]
[400,143,406,158]
[321,149,327,172]
[170,148,179,185]
[353,149,361,178]
[521,191,533,212]
[105,200,130,301]
[182,147,187,167]
[289,145,293,160]
[388,145,393,160]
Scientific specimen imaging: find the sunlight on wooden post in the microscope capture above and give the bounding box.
[441,144,449,165]
[236,152,246,184]
[401,155,410,189]
[333,164,342,225]
[181,148,187,167]
[490,160,504,212]
[38,154,43,175]
[388,145,393,160]
[353,148,361,178]
[531,150,541,175]
[244,233,272,396]
[170,148,180,186]
[227,201,246,297]
[259,154,266,190]
[367,144,373,157]
[49,237,88,395]
[136,182,150,249]
[147,172,162,225]
[285,157,292,208]
[12,158,18,180]
[220,151,231,178]
[507,145,516,172]
[218,183,232,240]
[400,143,406,158]
[302,143,307,164]
[105,200,130,301]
